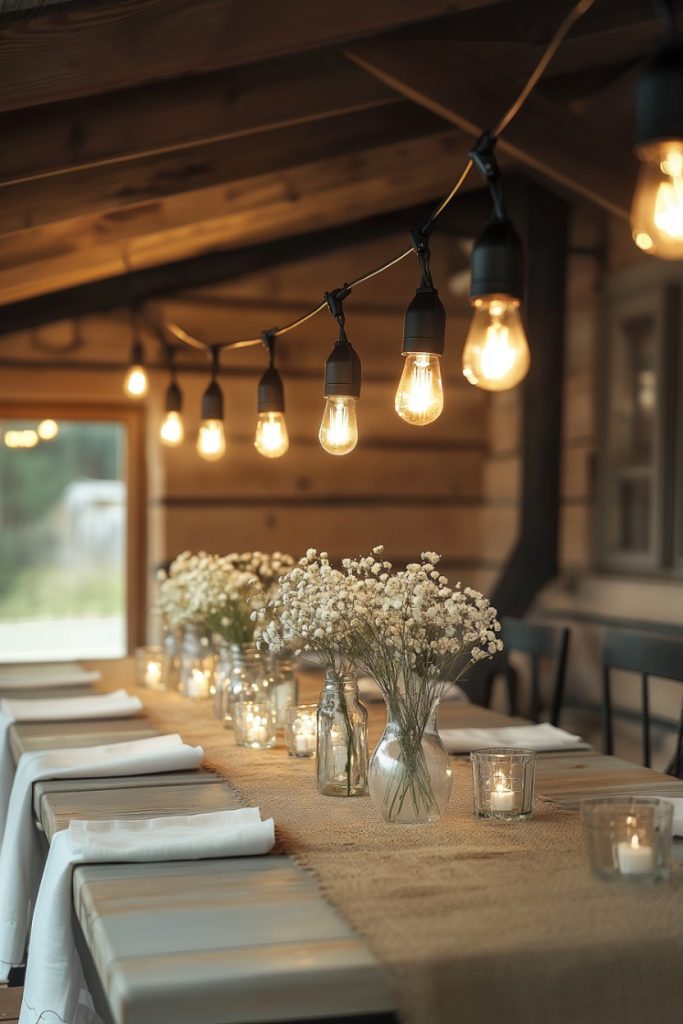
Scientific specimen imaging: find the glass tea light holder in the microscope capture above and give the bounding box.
[135,646,165,690]
[470,748,537,820]
[233,702,277,750]
[285,704,317,758]
[581,797,673,884]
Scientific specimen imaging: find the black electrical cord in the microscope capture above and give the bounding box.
[161,0,595,356]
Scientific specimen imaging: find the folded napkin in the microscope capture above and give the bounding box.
[357,676,470,704]
[0,664,101,689]
[0,690,144,833]
[20,808,274,1024]
[0,733,204,984]
[440,722,590,754]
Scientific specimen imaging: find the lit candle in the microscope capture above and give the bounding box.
[186,668,210,700]
[616,833,655,876]
[144,660,162,689]
[294,731,317,755]
[245,710,268,745]
[490,774,515,812]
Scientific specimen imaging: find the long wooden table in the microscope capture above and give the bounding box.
[5,666,683,1024]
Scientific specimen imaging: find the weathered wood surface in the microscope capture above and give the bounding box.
[0,684,95,700]
[73,857,394,1024]
[534,750,683,808]
[9,718,158,762]
[0,986,21,1022]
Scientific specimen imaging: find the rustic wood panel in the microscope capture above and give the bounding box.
[0,986,21,1023]
[483,454,520,503]
[559,504,594,572]
[9,719,158,762]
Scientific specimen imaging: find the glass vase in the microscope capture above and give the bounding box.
[212,640,233,720]
[160,624,180,691]
[368,699,452,823]
[270,655,299,730]
[317,674,368,797]
[223,643,270,728]
[178,624,213,700]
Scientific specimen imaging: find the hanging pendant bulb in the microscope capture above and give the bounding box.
[123,339,149,398]
[159,380,185,447]
[319,289,361,456]
[197,350,226,461]
[254,334,289,458]
[395,257,446,425]
[631,41,683,259]
[463,218,530,391]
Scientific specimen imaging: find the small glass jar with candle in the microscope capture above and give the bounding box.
[233,702,277,750]
[317,674,368,797]
[134,646,165,690]
[581,797,673,884]
[224,643,271,727]
[271,655,299,730]
[285,704,317,757]
[470,748,537,820]
[178,624,214,699]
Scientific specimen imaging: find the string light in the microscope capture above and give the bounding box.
[197,348,226,461]
[160,382,184,448]
[254,332,289,459]
[123,309,149,399]
[395,228,445,426]
[319,288,361,456]
[37,419,59,441]
[631,4,683,259]
[3,429,39,449]
[462,134,530,392]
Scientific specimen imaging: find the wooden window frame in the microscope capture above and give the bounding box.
[0,400,146,655]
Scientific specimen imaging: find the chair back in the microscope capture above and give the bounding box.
[600,626,683,771]
[501,617,570,726]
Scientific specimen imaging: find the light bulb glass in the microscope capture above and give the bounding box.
[4,429,39,449]
[254,411,289,458]
[318,396,358,456]
[159,410,184,447]
[123,364,149,398]
[197,419,226,461]
[395,352,444,425]
[37,418,59,441]
[631,141,683,259]
[462,297,530,391]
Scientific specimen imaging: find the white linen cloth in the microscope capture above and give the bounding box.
[0,664,101,688]
[0,734,204,984]
[440,721,590,754]
[19,808,275,1024]
[357,676,470,703]
[0,690,144,833]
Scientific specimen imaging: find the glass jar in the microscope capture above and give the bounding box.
[317,674,368,797]
[233,702,277,750]
[134,645,164,689]
[369,699,452,823]
[160,624,180,691]
[581,797,673,884]
[212,640,233,720]
[470,748,537,820]
[223,643,271,727]
[270,656,299,730]
[178,624,213,700]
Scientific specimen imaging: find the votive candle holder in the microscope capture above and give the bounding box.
[285,704,317,758]
[471,748,537,820]
[233,702,277,750]
[581,797,673,884]
[134,646,165,690]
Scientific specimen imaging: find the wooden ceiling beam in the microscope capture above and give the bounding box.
[0,129,474,306]
[345,39,636,218]
[0,52,398,189]
[0,0,506,114]
[0,101,443,233]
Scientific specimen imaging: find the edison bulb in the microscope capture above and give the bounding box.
[254,411,289,458]
[197,419,226,461]
[395,352,444,425]
[631,142,683,259]
[123,364,149,398]
[462,297,530,391]
[37,418,59,441]
[160,411,184,447]
[319,396,358,455]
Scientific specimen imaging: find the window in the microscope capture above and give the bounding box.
[0,404,145,661]
[598,273,682,573]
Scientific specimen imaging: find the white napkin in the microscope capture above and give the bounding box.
[663,797,683,838]
[0,733,204,984]
[0,690,144,833]
[20,808,274,1024]
[357,676,470,703]
[0,664,101,689]
[440,722,589,754]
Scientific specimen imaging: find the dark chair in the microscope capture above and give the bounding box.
[600,627,683,772]
[484,617,570,725]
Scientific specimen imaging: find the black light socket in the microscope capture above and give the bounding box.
[402,286,446,356]
[635,41,683,149]
[164,380,182,414]
[323,338,361,398]
[201,380,224,421]
[258,366,285,413]
[129,339,145,366]
[469,218,524,303]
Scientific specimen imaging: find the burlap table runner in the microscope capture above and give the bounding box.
[107,680,683,1024]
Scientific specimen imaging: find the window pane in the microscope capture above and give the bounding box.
[618,478,651,552]
[0,418,127,661]
[615,314,656,466]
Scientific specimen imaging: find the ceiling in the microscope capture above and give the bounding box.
[0,0,663,328]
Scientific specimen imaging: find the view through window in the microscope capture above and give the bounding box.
[0,415,127,660]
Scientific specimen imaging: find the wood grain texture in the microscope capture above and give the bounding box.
[9,719,158,762]
[0,986,21,1023]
